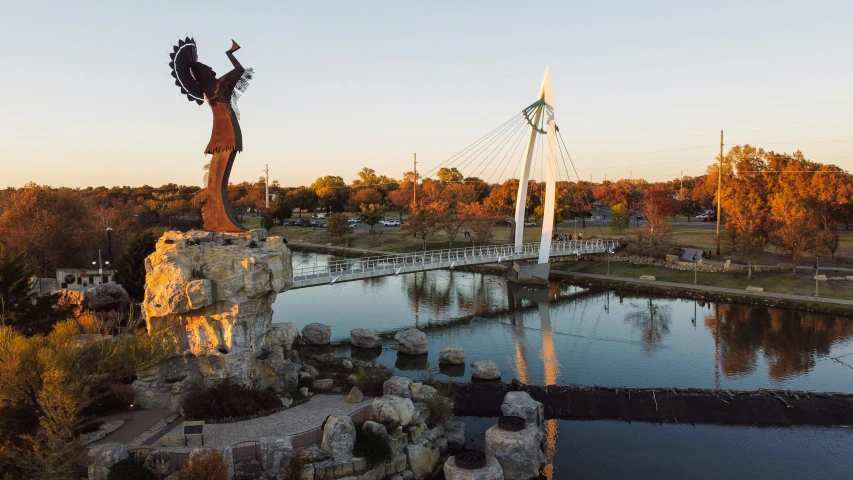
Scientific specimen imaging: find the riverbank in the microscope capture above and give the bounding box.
[550,270,853,316]
[453,382,853,427]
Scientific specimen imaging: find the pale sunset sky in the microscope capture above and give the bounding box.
[2,1,851,188]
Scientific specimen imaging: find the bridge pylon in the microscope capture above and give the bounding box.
[512,68,558,281]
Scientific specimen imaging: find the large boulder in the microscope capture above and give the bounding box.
[345,386,364,404]
[445,420,467,452]
[394,328,428,355]
[485,424,546,480]
[372,395,415,427]
[260,436,293,477]
[135,230,293,411]
[384,376,414,398]
[255,351,300,393]
[302,323,331,346]
[439,345,465,365]
[143,450,172,478]
[501,392,545,432]
[321,415,356,461]
[83,283,132,310]
[362,421,389,442]
[410,382,437,403]
[88,442,128,480]
[406,444,438,480]
[443,455,504,480]
[350,328,383,349]
[471,360,501,380]
[268,322,299,351]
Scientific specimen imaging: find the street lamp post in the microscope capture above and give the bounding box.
[92,249,110,284]
[814,257,820,297]
[106,226,114,265]
[693,253,698,285]
[606,248,611,276]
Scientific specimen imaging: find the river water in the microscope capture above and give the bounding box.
[276,253,853,393]
[276,253,853,478]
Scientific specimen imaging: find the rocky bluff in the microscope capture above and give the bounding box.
[133,229,299,411]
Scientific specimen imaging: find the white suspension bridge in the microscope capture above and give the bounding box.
[292,68,621,288]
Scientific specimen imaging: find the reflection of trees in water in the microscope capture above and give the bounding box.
[402,271,503,319]
[704,304,853,380]
[624,298,672,353]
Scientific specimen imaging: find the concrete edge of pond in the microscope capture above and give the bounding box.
[452,382,853,427]
[551,271,853,316]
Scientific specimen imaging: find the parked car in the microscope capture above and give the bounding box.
[523,221,537,227]
[493,219,512,226]
[695,213,708,220]
[311,221,326,228]
[381,219,401,227]
[312,213,327,219]
[348,218,360,224]
[294,218,312,227]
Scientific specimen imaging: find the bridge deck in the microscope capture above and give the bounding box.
[291,240,618,289]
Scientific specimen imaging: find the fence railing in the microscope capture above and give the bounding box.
[232,440,261,463]
[292,240,618,283]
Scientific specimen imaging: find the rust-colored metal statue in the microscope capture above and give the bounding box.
[169,37,253,232]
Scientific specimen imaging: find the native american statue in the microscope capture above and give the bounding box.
[169,37,253,232]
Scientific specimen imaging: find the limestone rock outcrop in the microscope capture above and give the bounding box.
[88,442,128,480]
[501,392,545,433]
[321,415,356,461]
[395,328,428,355]
[350,328,383,349]
[372,395,415,426]
[302,322,331,346]
[260,436,293,477]
[132,229,293,411]
[384,376,414,398]
[471,360,501,380]
[439,344,465,364]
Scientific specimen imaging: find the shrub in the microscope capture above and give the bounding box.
[353,424,392,467]
[354,365,369,390]
[175,449,228,480]
[181,381,282,421]
[110,382,136,408]
[424,394,453,427]
[108,458,156,480]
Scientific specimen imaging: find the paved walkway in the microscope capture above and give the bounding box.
[93,409,173,445]
[552,271,853,307]
[160,394,373,447]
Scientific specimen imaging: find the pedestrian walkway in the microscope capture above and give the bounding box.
[551,270,853,307]
[93,409,173,445]
[157,394,373,447]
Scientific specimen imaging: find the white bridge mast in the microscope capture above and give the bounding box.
[513,68,558,264]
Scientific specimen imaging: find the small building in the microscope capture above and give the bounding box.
[56,268,116,290]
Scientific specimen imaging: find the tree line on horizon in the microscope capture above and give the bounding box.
[1,144,851,276]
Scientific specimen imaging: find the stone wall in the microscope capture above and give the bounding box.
[581,254,787,274]
[133,229,297,411]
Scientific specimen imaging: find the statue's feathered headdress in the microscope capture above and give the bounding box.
[169,37,205,105]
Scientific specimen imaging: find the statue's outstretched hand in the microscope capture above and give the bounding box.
[228,40,241,53]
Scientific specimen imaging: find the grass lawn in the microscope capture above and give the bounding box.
[566,260,853,301]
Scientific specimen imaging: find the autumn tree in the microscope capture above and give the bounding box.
[436,167,463,187]
[0,246,37,329]
[722,145,771,277]
[484,180,518,216]
[0,184,95,275]
[401,204,444,249]
[640,185,677,236]
[459,202,499,244]
[311,176,349,212]
[348,188,383,211]
[609,203,631,233]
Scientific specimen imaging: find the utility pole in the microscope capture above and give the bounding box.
[679,170,683,201]
[716,130,723,256]
[264,164,270,209]
[413,153,417,208]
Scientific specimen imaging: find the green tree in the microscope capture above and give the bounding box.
[114,232,157,302]
[284,187,318,217]
[436,167,463,187]
[359,204,386,233]
[609,203,631,233]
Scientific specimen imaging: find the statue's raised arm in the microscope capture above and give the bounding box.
[169,37,254,233]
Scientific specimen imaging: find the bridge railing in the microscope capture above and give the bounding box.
[292,240,619,282]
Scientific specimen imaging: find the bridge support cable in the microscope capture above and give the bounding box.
[556,129,607,238]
